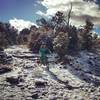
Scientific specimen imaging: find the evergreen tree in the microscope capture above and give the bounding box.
[81,19,94,50]
[53,32,69,59]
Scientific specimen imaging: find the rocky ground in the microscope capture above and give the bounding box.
[0,45,100,100]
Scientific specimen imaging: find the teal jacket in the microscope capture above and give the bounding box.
[39,48,47,60]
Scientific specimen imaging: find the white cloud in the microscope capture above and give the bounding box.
[9,18,37,32]
[37,0,100,27]
[36,10,47,16]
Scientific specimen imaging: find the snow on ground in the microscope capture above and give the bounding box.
[0,45,100,100]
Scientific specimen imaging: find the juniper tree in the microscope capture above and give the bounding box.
[0,22,18,48]
[17,28,30,44]
[81,19,94,50]
[53,32,69,59]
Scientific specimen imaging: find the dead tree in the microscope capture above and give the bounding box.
[67,2,72,26]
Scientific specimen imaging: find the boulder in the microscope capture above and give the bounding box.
[0,51,12,64]
[0,66,12,74]
[6,76,20,85]
[31,93,39,99]
[35,81,47,88]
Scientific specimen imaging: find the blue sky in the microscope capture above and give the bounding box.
[0,0,100,34]
[0,0,46,22]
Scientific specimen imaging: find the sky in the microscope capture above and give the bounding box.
[0,0,45,22]
[0,0,100,33]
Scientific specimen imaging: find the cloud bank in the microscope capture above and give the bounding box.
[9,18,37,32]
[37,0,100,27]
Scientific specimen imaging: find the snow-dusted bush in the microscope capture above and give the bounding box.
[0,22,18,48]
[53,32,69,59]
[17,28,30,44]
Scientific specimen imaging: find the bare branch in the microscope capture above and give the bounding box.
[67,2,72,26]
